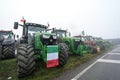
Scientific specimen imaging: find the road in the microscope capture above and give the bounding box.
[53,46,120,80]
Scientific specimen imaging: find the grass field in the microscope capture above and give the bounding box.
[0,48,112,80]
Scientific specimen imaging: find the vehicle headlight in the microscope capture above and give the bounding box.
[53,35,57,39]
[42,34,50,39]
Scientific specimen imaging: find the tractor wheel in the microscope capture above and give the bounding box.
[58,43,68,67]
[65,42,71,54]
[17,44,35,78]
[62,43,70,54]
[2,44,15,59]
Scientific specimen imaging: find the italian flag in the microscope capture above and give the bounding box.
[47,45,59,68]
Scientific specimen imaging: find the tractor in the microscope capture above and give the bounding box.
[81,36,100,53]
[93,37,106,51]
[14,19,68,78]
[0,30,16,59]
[50,28,91,55]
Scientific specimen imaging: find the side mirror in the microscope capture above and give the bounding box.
[14,22,18,29]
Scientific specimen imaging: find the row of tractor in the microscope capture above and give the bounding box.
[0,19,111,78]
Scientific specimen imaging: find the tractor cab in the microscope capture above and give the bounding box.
[0,30,14,41]
[51,29,69,38]
[82,36,94,46]
[0,30,15,45]
[14,20,57,45]
[50,28,71,43]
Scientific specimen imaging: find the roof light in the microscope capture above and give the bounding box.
[20,19,26,23]
[20,17,26,23]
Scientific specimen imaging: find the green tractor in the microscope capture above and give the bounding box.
[14,19,68,78]
[50,28,91,55]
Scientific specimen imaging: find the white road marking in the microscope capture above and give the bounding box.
[98,59,120,64]
[108,53,120,55]
[71,53,109,80]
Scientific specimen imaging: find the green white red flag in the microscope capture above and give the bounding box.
[47,45,59,68]
[81,30,85,36]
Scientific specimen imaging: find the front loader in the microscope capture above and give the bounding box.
[14,19,68,78]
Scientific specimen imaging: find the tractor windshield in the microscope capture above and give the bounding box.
[0,32,14,39]
[56,31,71,37]
[56,31,66,38]
[84,36,94,41]
[27,26,47,44]
[28,26,46,36]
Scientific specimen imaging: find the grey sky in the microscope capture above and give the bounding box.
[0,0,120,39]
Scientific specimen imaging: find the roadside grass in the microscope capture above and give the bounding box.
[0,47,113,80]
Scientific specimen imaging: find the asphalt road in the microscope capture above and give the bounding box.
[53,46,120,80]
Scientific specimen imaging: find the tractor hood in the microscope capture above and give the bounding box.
[34,32,57,50]
[2,38,15,45]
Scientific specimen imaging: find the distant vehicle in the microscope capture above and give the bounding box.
[93,37,107,50]
[75,35,100,53]
[0,30,16,59]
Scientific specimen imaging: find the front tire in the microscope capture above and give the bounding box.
[2,44,15,59]
[58,43,68,67]
[17,44,35,78]
[62,43,70,54]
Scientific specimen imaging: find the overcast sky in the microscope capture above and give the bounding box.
[0,0,120,39]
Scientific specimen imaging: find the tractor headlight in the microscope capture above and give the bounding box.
[53,35,57,39]
[43,34,50,39]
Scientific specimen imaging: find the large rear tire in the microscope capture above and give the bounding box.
[2,44,15,59]
[58,43,68,67]
[17,44,35,78]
